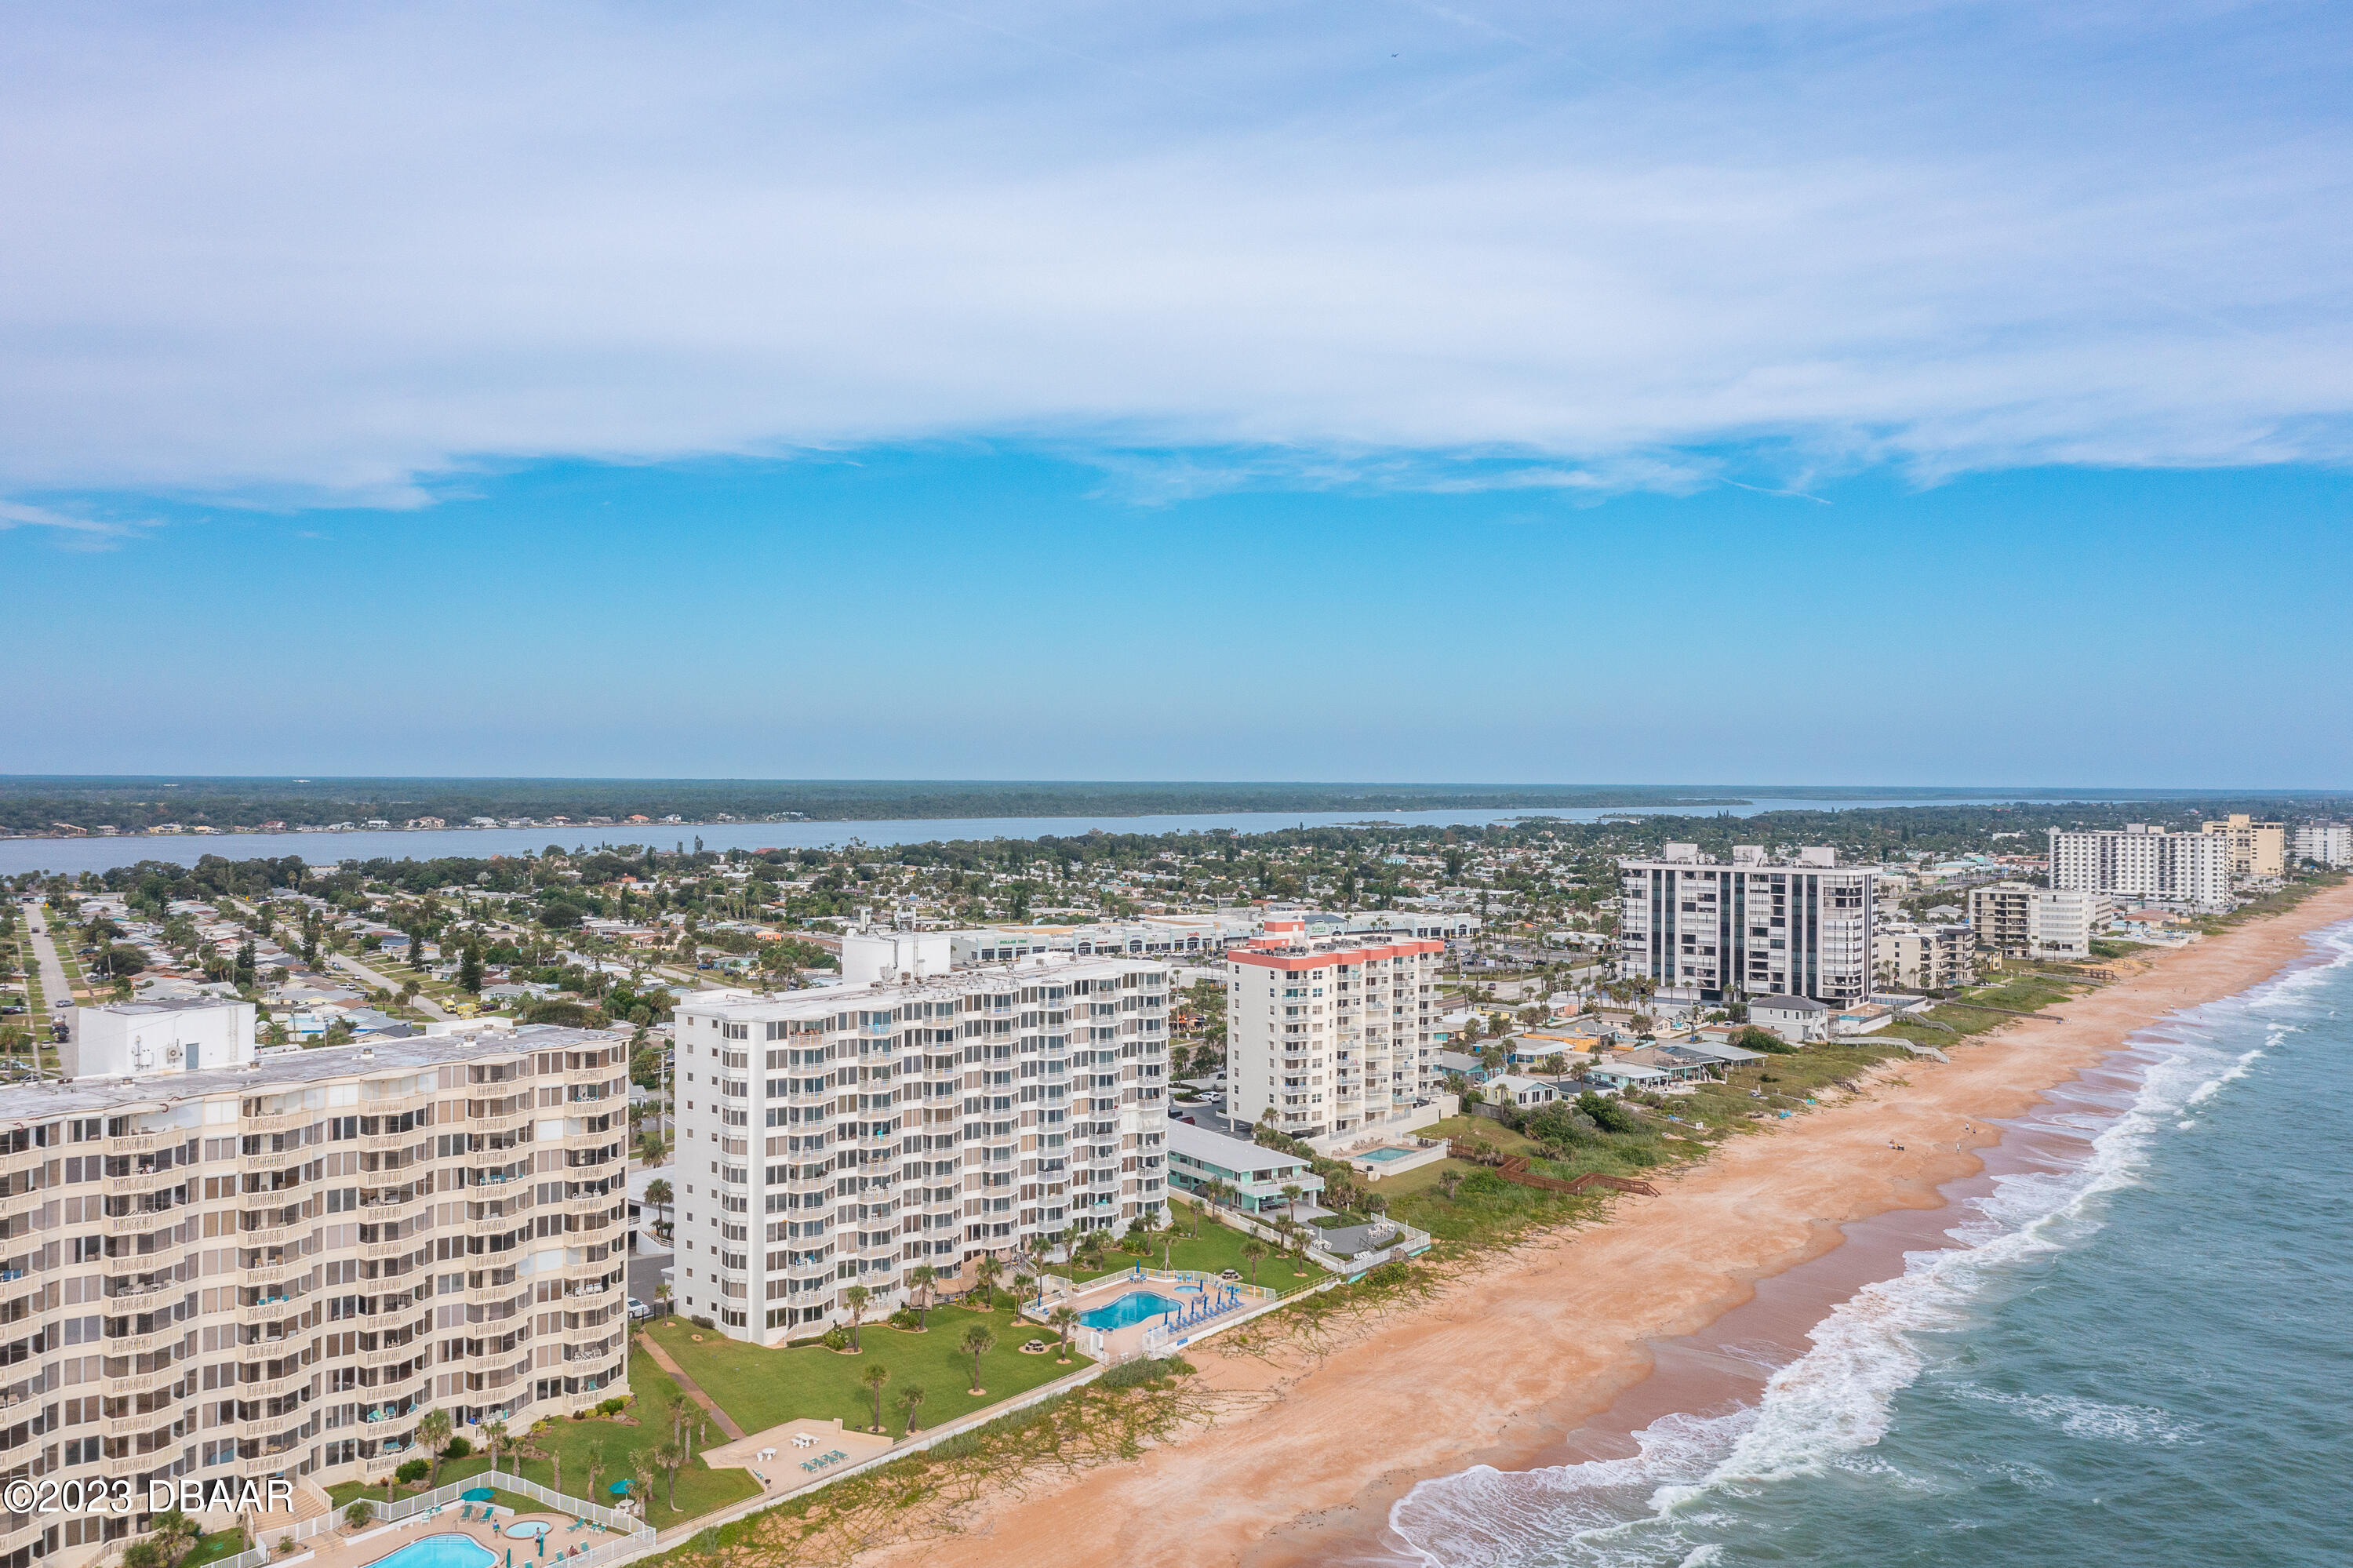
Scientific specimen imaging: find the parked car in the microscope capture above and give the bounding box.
[627,1297,650,1320]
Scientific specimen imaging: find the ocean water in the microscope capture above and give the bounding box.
[1390,919,2353,1568]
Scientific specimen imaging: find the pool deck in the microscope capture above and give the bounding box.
[1031,1267,1274,1362]
[700,1416,895,1494]
[312,1508,620,1568]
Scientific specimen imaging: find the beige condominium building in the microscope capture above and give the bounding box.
[2200,814,2286,882]
[1224,920,1443,1141]
[669,957,1172,1344]
[0,1000,631,1568]
[1966,882,2108,960]
[1873,923,1974,990]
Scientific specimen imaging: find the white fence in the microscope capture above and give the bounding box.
[224,1471,651,1568]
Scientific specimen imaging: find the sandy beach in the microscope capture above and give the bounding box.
[860,879,2353,1568]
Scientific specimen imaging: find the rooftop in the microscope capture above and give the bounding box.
[0,1022,620,1129]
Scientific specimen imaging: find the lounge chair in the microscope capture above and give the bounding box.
[459,1506,475,1522]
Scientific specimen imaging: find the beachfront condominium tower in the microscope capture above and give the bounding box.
[1224,920,1444,1141]
[2200,814,2286,882]
[2293,821,2351,868]
[0,1000,631,1568]
[668,957,1171,1344]
[2047,825,2230,908]
[1965,882,2108,960]
[1615,845,1878,1006]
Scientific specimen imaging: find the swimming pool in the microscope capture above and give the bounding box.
[369,1535,499,1568]
[503,1523,552,1540]
[1077,1290,1181,1330]
[1358,1146,1417,1162]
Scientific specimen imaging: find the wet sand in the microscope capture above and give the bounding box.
[864,882,2353,1568]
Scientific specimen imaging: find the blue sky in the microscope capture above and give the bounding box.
[3,3,2349,784]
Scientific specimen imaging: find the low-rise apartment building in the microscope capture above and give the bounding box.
[1874,923,1975,990]
[2201,814,2286,882]
[1224,922,1443,1140]
[2048,825,2228,909]
[670,958,1172,1344]
[1162,1119,1322,1216]
[1966,882,2108,960]
[1617,846,1876,1006]
[0,1002,631,1568]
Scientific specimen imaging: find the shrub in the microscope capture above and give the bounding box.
[689,1315,716,1330]
[1099,1355,1195,1389]
[342,1501,375,1531]
[821,1326,850,1352]
[442,1436,471,1460]
[598,1395,628,1416]
[394,1459,430,1485]
[887,1306,920,1329]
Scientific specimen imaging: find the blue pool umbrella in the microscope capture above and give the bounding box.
[461,1487,497,1502]
[609,1481,631,1495]
[536,1538,544,1560]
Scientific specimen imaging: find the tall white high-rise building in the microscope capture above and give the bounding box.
[671,957,1171,1343]
[1224,921,1443,1140]
[2293,821,2351,868]
[2047,825,2228,908]
[1616,846,1876,1006]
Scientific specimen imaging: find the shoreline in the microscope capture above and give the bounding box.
[864,879,2353,1568]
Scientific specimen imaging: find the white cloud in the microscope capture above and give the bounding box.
[0,500,156,548]
[1,1,2349,506]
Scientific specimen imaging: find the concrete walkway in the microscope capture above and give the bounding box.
[633,1332,746,1439]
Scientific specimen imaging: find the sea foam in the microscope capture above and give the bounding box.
[1387,921,2353,1568]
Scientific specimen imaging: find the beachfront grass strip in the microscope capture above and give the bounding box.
[1075,1212,1326,1291]
[623,1358,1210,1568]
[642,1303,1078,1440]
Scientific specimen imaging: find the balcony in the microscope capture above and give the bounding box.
[103,1323,183,1358]
[236,1290,308,1327]
[362,1130,428,1155]
[107,1363,186,1398]
[241,1144,305,1173]
[104,1168,184,1198]
[358,1235,424,1263]
[101,1208,184,1239]
[105,1410,184,1440]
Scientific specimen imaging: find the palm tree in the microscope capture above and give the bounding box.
[972,1253,1003,1305]
[584,1443,607,1511]
[960,1324,995,1395]
[653,1440,684,1511]
[644,1178,673,1230]
[150,1508,200,1568]
[630,1452,654,1517]
[860,1362,892,1432]
[341,1502,375,1533]
[1281,1183,1304,1222]
[550,1449,563,1504]
[1241,1240,1265,1287]
[909,1264,936,1328]
[842,1284,870,1352]
[896,1383,927,1436]
[416,1408,454,1487]
[481,1417,509,1478]
[1049,1305,1078,1363]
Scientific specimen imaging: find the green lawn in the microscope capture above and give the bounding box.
[1076,1211,1326,1292]
[323,1347,760,1531]
[641,1304,1078,1440]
